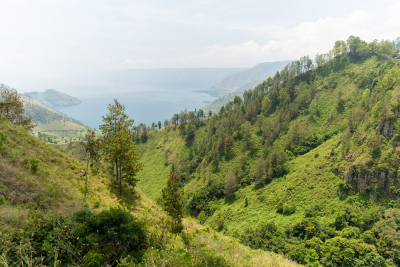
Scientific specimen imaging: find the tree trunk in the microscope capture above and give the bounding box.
[85,154,90,198]
[120,164,123,196]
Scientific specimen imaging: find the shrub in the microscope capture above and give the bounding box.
[283,203,295,215]
[26,202,35,210]
[198,211,207,224]
[84,251,103,267]
[93,198,101,208]
[276,202,284,213]
[30,159,38,173]
[217,217,224,230]
[73,207,93,223]
[0,195,5,205]
[78,207,147,262]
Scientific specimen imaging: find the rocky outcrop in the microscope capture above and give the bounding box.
[340,165,399,200]
[376,121,394,138]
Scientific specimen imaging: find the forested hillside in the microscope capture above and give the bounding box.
[24,89,82,107]
[135,36,400,266]
[0,97,297,266]
[0,85,88,143]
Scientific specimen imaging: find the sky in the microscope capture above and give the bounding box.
[1,0,399,86]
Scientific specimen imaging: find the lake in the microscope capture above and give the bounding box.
[53,87,215,129]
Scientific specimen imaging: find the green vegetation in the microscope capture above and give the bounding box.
[134,36,400,265]
[162,172,184,233]
[0,96,297,266]
[0,87,35,130]
[100,99,142,195]
[24,89,82,107]
[19,91,89,143]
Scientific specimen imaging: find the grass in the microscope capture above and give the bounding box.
[0,118,300,266]
[52,140,88,161]
[133,187,300,267]
[0,118,122,231]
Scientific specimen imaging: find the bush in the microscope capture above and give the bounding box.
[30,159,39,173]
[73,207,93,223]
[198,211,207,224]
[1,207,147,266]
[77,207,147,262]
[93,198,101,208]
[0,195,5,205]
[283,203,295,215]
[217,217,224,230]
[84,251,103,267]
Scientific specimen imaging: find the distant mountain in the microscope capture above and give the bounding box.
[85,68,247,89]
[203,61,292,112]
[24,89,82,107]
[205,61,292,97]
[20,94,86,134]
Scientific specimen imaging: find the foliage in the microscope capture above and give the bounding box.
[162,173,184,233]
[135,36,400,266]
[0,87,35,130]
[224,172,236,196]
[99,99,143,195]
[0,207,147,266]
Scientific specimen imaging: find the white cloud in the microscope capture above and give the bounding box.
[122,10,387,68]
[0,0,399,81]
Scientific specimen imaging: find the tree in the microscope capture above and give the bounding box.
[234,95,242,106]
[255,158,266,183]
[198,109,204,119]
[163,119,169,128]
[347,35,364,54]
[158,121,162,129]
[224,133,235,156]
[262,96,271,114]
[0,87,35,130]
[224,172,236,196]
[162,173,184,233]
[99,99,142,195]
[83,130,102,198]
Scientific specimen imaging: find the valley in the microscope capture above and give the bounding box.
[1,36,400,266]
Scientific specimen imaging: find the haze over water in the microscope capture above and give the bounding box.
[53,86,215,129]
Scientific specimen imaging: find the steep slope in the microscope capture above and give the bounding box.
[0,118,120,224]
[24,89,82,107]
[135,38,400,266]
[20,93,86,133]
[204,61,292,97]
[0,118,298,267]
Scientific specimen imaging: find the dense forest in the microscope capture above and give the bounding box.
[132,36,400,266]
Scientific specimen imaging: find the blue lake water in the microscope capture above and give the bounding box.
[53,87,215,129]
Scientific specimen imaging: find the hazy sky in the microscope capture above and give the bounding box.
[1,0,399,82]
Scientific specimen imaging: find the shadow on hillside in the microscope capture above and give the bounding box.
[224,194,236,205]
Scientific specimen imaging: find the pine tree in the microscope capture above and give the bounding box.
[224,172,236,196]
[99,99,142,195]
[83,130,102,198]
[162,173,184,233]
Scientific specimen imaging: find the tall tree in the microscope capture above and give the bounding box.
[83,130,102,198]
[158,120,162,129]
[99,99,142,195]
[224,172,237,196]
[162,173,184,233]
